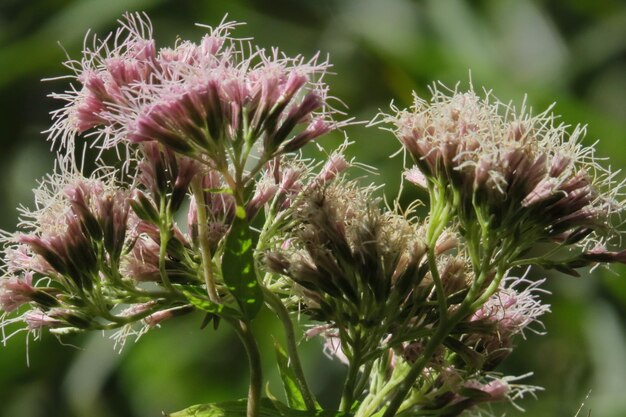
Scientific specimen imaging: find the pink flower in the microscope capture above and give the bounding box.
[0,273,35,312]
[471,272,550,338]
[463,378,509,401]
[316,153,350,183]
[387,86,624,258]
[48,13,338,162]
[24,310,64,330]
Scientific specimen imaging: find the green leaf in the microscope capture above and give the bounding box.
[221,205,264,319]
[178,285,242,319]
[274,341,307,410]
[166,398,350,417]
[265,384,296,415]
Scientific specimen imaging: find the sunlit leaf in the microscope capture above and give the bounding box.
[221,205,264,319]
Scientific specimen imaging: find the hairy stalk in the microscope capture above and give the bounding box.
[263,288,317,411]
[426,183,453,321]
[191,177,220,303]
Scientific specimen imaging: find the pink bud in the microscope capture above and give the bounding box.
[316,154,349,183]
[481,379,509,400]
[583,246,626,264]
[24,310,63,330]
[144,309,175,327]
[405,167,428,189]
[522,177,558,206]
[0,273,35,312]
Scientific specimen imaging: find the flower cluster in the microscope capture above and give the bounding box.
[2,13,345,344]
[0,163,167,337]
[387,86,626,275]
[265,176,553,415]
[49,12,339,174]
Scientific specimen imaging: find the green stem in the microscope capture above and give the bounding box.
[379,320,453,417]
[381,265,507,416]
[470,265,507,310]
[156,193,177,292]
[340,337,362,412]
[228,318,263,417]
[355,360,402,417]
[263,289,317,411]
[353,360,374,403]
[191,177,220,303]
[427,245,447,324]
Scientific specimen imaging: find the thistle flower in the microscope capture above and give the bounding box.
[315,152,350,184]
[0,159,185,341]
[5,165,129,284]
[386,85,625,270]
[23,309,65,330]
[461,272,551,371]
[470,273,550,340]
[48,13,340,171]
[247,176,279,219]
[265,180,452,365]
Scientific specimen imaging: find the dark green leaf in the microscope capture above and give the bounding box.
[274,341,307,410]
[221,205,264,319]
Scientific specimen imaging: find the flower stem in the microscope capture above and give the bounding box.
[427,245,448,324]
[340,336,362,412]
[228,317,263,417]
[191,177,220,303]
[158,196,173,291]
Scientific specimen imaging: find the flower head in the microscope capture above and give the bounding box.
[471,272,550,339]
[48,13,340,167]
[264,179,459,363]
[386,84,625,268]
[0,159,176,342]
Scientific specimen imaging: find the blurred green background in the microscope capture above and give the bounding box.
[0,0,625,416]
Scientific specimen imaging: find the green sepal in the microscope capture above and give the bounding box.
[129,192,160,224]
[456,386,493,401]
[221,205,264,319]
[444,337,484,369]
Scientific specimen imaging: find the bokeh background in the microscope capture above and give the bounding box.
[0,0,625,416]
